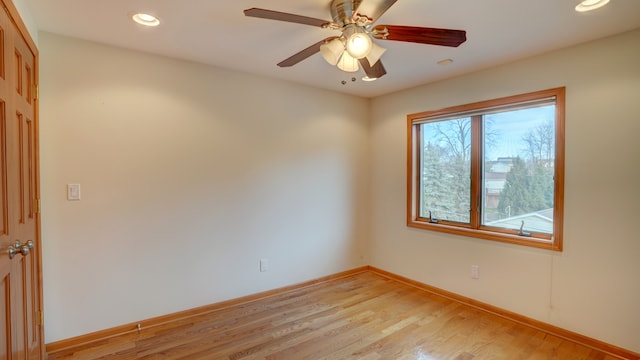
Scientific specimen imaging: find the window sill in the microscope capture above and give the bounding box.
[407,219,561,251]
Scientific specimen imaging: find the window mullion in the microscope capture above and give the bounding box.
[470,115,482,229]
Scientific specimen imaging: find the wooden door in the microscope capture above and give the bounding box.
[0,0,42,359]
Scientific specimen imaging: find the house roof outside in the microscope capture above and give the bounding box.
[486,208,553,233]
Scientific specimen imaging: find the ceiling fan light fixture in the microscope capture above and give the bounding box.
[320,38,345,66]
[346,33,372,59]
[337,52,359,72]
[575,0,610,12]
[343,25,372,59]
[243,3,469,79]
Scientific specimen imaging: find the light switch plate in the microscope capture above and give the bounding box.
[260,258,269,272]
[67,184,81,200]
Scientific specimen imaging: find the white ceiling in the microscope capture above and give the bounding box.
[24,0,640,98]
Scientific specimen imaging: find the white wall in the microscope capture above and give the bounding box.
[369,28,640,352]
[38,32,370,343]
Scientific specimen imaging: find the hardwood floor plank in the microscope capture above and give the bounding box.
[47,271,636,360]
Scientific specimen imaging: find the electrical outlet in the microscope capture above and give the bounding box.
[260,259,269,272]
[471,265,479,279]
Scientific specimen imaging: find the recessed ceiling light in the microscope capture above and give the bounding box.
[437,58,454,66]
[362,76,378,82]
[132,13,160,27]
[575,0,610,12]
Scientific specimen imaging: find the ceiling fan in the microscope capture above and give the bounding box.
[244,0,467,81]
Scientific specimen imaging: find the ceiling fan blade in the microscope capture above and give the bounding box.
[277,37,339,67]
[354,0,398,23]
[359,58,387,79]
[244,8,332,28]
[372,25,467,47]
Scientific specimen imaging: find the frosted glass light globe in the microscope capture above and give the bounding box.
[337,52,359,72]
[346,33,372,59]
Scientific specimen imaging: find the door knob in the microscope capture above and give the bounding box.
[7,240,34,259]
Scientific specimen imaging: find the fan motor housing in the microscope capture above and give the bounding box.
[330,0,363,26]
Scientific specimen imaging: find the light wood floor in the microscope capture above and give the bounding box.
[47,272,620,360]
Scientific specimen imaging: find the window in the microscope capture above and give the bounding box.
[407,87,565,250]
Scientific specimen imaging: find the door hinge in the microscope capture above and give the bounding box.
[36,311,44,326]
[35,198,41,214]
[33,84,39,101]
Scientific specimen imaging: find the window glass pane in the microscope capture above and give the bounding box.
[419,118,471,223]
[482,105,555,234]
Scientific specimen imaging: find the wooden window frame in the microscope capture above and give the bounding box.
[407,87,565,251]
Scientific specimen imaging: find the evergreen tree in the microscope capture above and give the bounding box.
[422,142,469,221]
[448,156,470,222]
[420,119,471,223]
[498,157,554,217]
[498,119,556,219]
[498,157,533,216]
[422,142,451,218]
[533,163,554,208]
[434,119,471,222]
